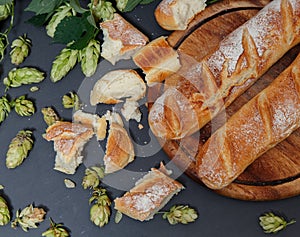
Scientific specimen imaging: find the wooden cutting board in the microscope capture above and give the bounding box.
[148,0,300,201]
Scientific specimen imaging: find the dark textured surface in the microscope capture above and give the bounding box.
[0,0,299,236]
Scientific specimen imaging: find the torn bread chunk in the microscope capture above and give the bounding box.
[73,110,107,141]
[100,13,149,65]
[114,163,184,221]
[121,99,142,122]
[90,69,146,106]
[133,36,181,86]
[44,121,94,174]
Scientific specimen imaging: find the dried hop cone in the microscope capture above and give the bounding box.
[10,34,32,65]
[82,166,105,189]
[90,0,116,22]
[42,218,69,237]
[80,39,100,77]
[6,130,34,169]
[62,92,80,110]
[162,205,198,225]
[115,0,128,11]
[0,95,11,124]
[11,95,35,116]
[89,187,111,227]
[0,3,12,21]
[41,107,60,126]
[0,33,9,62]
[259,212,296,234]
[0,196,10,226]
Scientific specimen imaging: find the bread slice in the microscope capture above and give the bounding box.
[44,121,94,174]
[154,0,207,30]
[133,36,181,86]
[73,110,107,141]
[100,13,149,65]
[90,69,146,106]
[114,163,184,221]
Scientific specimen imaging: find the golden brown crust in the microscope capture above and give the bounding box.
[196,52,300,190]
[149,0,300,140]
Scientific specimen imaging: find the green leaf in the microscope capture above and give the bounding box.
[0,0,13,5]
[26,13,49,27]
[69,0,88,14]
[123,0,143,12]
[140,0,155,4]
[25,0,64,14]
[206,0,221,5]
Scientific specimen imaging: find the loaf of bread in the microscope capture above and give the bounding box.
[114,163,184,221]
[44,121,94,174]
[197,52,300,190]
[100,13,149,65]
[149,0,300,140]
[154,0,206,30]
[133,36,181,86]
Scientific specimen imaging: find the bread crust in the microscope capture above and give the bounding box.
[197,52,300,190]
[149,0,300,140]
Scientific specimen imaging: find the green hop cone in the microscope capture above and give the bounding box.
[10,34,32,65]
[0,196,10,226]
[62,91,80,110]
[50,46,79,82]
[46,3,76,38]
[11,95,35,116]
[259,212,296,234]
[80,39,100,77]
[6,130,34,169]
[115,0,128,12]
[0,33,9,62]
[41,107,60,126]
[82,166,105,189]
[162,205,198,225]
[42,218,69,237]
[3,67,45,89]
[89,187,111,227]
[90,0,116,22]
[0,95,11,124]
[0,3,12,21]
[11,204,46,232]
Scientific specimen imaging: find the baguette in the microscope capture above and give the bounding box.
[149,0,300,140]
[197,52,300,190]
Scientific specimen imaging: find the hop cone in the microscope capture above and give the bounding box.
[11,95,35,116]
[89,187,111,227]
[50,46,79,82]
[0,33,8,62]
[41,107,60,126]
[3,67,45,89]
[80,39,100,77]
[0,3,12,21]
[11,204,46,232]
[10,34,31,65]
[0,196,10,226]
[259,212,296,234]
[42,218,69,237]
[62,92,80,110]
[115,0,128,11]
[0,95,11,124]
[90,0,116,22]
[162,205,198,225]
[46,3,76,38]
[6,130,34,169]
[82,166,105,189]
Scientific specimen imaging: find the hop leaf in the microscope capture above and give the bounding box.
[50,46,79,82]
[90,0,116,22]
[89,187,111,227]
[10,34,32,65]
[82,166,105,189]
[259,212,296,234]
[42,218,70,237]
[80,39,100,77]
[162,205,198,225]
[11,95,35,116]
[6,130,34,169]
[11,204,46,232]
[3,67,45,89]
[0,95,11,124]
[62,91,80,110]
[0,196,10,226]
[41,107,60,126]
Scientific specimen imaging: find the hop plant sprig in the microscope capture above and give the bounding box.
[41,107,60,127]
[0,196,10,226]
[42,218,70,237]
[6,130,34,169]
[82,166,105,189]
[11,204,46,232]
[0,95,11,124]
[89,0,116,22]
[10,34,31,65]
[259,212,296,234]
[62,91,80,110]
[89,187,111,227]
[11,95,35,116]
[160,205,198,225]
[80,39,100,77]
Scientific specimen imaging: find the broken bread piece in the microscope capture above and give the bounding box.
[121,99,142,122]
[133,36,181,86]
[90,69,146,106]
[100,13,149,65]
[73,110,107,141]
[44,121,94,174]
[114,163,184,221]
